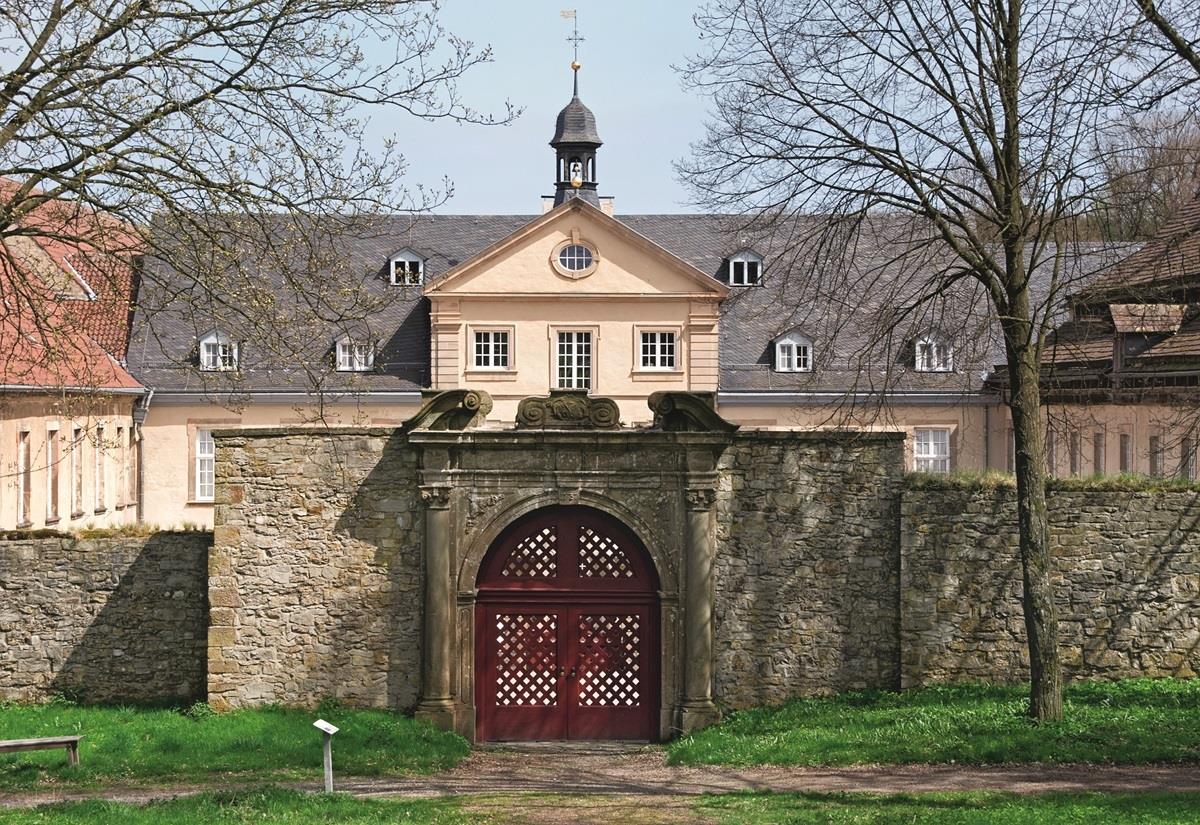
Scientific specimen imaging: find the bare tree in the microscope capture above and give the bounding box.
[1089,115,1200,240]
[1138,1,1200,77]
[679,0,1193,721]
[0,0,513,389]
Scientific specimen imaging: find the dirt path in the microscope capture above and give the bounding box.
[3,746,1198,811]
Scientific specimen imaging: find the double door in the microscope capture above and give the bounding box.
[476,600,657,741]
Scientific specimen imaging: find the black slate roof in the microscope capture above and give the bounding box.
[127,212,1129,397]
[551,97,602,146]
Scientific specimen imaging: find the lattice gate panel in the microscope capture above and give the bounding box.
[494,613,559,706]
[501,526,558,578]
[577,614,641,707]
[578,525,634,578]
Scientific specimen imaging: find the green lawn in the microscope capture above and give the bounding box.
[0,788,468,824]
[0,701,469,790]
[5,790,1200,825]
[698,791,1200,824]
[668,679,1200,767]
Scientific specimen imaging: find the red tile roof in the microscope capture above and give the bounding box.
[0,181,142,391]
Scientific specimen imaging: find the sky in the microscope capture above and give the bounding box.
[380,1,710,215]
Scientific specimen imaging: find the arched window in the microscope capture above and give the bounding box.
[728,250,763,286]
[198,330,238,371]
[389,249,425,286]
[915,335,953,372]
[773,331,813,372]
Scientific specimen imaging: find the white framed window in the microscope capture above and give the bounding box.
[640,331,676,370]
[474,330,510,370]
[94,424,106,511]
[17,430,31,526]
[336,338,374,372]
[556,330,593,390]
[915,336,953,372]
[1093,431,1105,476]
[47,426,60,522]
[728,251,763,286]
[195,429,215,502]
[550,237,600,279]
[128,427,138,506]
[389,250,424,285]
[71,426,83,517]
[1119,432,1133,473]
[914,427,951,474]
[116,426,126,507]
[199,330,238,371]
[774,333,813,372]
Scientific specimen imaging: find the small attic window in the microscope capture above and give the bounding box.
[336,337,375,372]
[729,250,763,286]
[199,330,238,371]
[774,331,812,372]
[390,250,424,286]
[915,335,953,372]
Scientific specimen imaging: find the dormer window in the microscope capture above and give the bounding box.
[199,330,238,371]
[389,250,424,286]
[728,251,763,286]
[774,331,812,372]
[915,336,953,372]
[336,338,374,372]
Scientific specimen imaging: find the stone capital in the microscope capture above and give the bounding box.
[420,485,452,510]
[685,488,716,511]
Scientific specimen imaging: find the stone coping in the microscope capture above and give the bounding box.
[210,426,906,443]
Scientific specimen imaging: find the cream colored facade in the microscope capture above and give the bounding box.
[426,200,724,424]
[139,398,422,528]
[0,393,140,530]
[134,200,1196,529]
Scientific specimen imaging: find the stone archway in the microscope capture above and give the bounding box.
[473,505,661,741]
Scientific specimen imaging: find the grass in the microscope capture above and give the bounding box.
[5,790,1200,825]
[905,469,1200,492]
[0,700,469,790]
[667,679,1200,767]
[0,788,468,824]
[698,791,1200,824]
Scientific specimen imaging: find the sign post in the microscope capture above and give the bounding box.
[312,719,339,793]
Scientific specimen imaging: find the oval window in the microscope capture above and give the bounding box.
[558,243,594,272]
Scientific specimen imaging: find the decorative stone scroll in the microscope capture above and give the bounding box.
[402,389,493,432]
[648,392,739,433]
[516,390,621,429]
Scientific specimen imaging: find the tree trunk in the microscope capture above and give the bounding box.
[1005,337,1064,723]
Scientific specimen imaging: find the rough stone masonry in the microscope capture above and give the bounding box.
[2,424,1197,730]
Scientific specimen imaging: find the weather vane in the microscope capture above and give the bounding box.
[561,10,584,66]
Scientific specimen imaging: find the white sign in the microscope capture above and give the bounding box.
[313,719,339,735]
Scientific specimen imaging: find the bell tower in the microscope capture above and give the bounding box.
[551,61,603,207]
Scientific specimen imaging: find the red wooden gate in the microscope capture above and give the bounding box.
[475,506,660,741]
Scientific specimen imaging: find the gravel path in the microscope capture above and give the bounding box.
[2,746,1198,810]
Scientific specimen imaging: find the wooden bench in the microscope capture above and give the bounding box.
[0,735,82,766]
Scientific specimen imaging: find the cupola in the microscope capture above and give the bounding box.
[551,62,603,207]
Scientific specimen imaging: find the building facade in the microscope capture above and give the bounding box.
[122,69,1200,529]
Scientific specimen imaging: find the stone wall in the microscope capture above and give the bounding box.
[0,531,209,703]
[714,432,906,707]
[901,487,1200,685]
[209,429,423,711]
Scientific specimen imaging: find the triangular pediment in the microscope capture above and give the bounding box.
[425,199,728,298]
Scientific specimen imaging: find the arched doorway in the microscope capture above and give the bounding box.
[474,505,661,741]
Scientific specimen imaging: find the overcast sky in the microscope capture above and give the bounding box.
[374,1,709,214]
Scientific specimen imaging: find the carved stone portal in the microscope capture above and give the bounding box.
[516,390,621,429]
